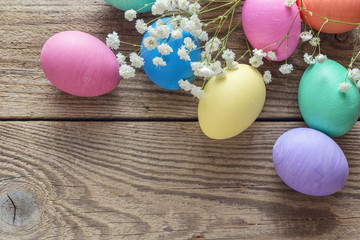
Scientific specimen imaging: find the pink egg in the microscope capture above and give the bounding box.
[242,0,301,61]
[41,31,120,97]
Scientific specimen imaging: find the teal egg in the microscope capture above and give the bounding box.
[104,0,153,13]
[298,59,360,137]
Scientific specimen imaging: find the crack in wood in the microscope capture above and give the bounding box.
[6,194,16,225]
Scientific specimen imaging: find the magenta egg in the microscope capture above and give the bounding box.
[242,0,301,61]
[273,128,349,196]
[41,31,120,97]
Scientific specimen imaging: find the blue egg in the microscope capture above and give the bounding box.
[141,18,201,90]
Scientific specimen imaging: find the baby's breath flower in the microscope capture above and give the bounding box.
[315,54,327,63]
[198,66,215,78]
[148,26,159,38]
[124,9,137,21]
[190,85,205,99]
[151,0,169,15]
[263,70,272,84]
[222,49,235,62]
[279,64,293,74]
[189,3,201,14]
[178,79,192,91]
[253,49,266,59]
[116,52,126,65]
[119,64,135,79]
[303,53,315,65]
[205,37,221,53]
[177,0,190,11]
[157,43,173,55]
[300,31,313,42]
[171,29,183,39]
[153,56,166,66]
[339,82,351,92]
[284,0,296,7]
[309,37,320,47]
[157,25,171,39]
[129,52,144,68]
[143,36,159,50]
[135,19,148,34]
[348,68,360,82]
[106,31,120,50]
[227,61,239,70]
[184,37,197,51]
[195,30,208,42]
[267,51,277,61]
[178,46,191,61]
[249,56,264,68]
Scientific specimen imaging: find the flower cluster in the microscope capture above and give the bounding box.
[105,0,359,99]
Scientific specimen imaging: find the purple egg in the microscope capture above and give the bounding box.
[273,128,349,196]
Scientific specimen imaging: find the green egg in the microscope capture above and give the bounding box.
[104,0,153,13]
[298,59,360,137]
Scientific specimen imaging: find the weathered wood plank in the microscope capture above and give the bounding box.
[0,0,358,119]
[0,121,359,239]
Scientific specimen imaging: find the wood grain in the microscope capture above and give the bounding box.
[0,121,360,239]
[0,0,358,120]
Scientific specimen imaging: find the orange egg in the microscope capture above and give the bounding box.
[296,0,360,33]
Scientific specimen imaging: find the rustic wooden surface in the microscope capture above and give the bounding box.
[0,0,360,239]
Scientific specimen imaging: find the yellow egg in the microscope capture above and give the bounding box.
[198,64,266,140]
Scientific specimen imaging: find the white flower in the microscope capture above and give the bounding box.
[157,25,171,39]
[209,61,224,77]
[151,0,169,15]
[267,51,277,61]
[129,52,144,68]
[205,37,221,53]
[348,68,360,82]
[315,54,327,63]
[189,3,201,14]
[303,53,315,65]
[153,56,166,66]
[227,61,239,70]
[171,29,183,39]
[196,31,208,42]
[249,56,264,68]
[119,65,135,79]
[116,52,126,65]
[198,66,215,78]
[178,46,191,61]
[263,70,272,84]
[177,0,190,11]
[309,37,320,47]
[184,37,196,51]
[339,82,351,92]
[222,49,235,62]
[135,19,148,34]
[300,31,313,42]
[253,49,266,59]
[170,15,182,29]
[190,85,205,99]
[148,26,159,38]
[284,0,296,7]
[279,64,294,74]
[178,79,192,91]
[191,61,203,75]
[156,19,165,27]
[124,9,136,21]
[157,43,173,55]
[143,36,159,50]
[106,31,120,50]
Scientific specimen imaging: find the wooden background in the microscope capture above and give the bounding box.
[1,0,360,239]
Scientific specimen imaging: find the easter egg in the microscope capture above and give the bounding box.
[242,0,301,61]
[141,18,201,90]
[298,59,360,137]
[273,128,349,196]
[104,0,153,13]
[41,31,120,97]
[198,64,266,140]
[297,0,360,34]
